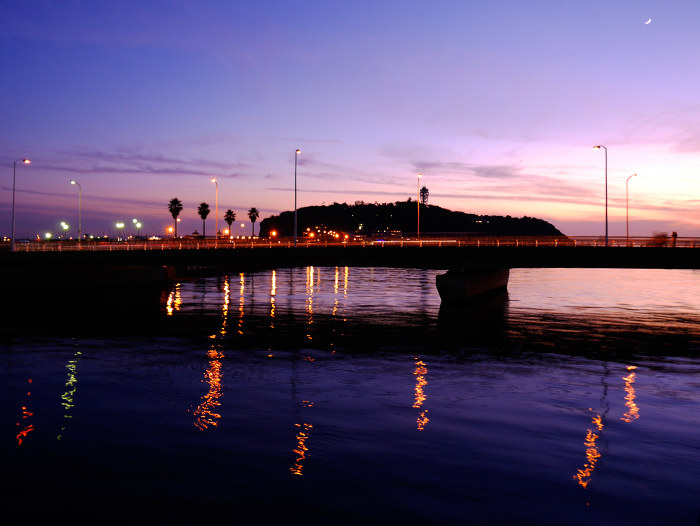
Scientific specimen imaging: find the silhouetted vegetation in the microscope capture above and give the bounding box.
[259,200,563,238]
[168,197,183,237]
[197,202,211,238]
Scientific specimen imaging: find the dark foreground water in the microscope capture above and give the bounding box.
[3,268,700,524]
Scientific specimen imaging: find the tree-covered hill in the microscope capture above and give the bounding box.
[258,200,563,238]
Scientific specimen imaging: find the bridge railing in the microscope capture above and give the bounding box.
[7,235,698,252]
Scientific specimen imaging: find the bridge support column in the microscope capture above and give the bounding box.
[436,269,509,303]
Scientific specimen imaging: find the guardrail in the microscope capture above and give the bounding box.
[5,235,698,252]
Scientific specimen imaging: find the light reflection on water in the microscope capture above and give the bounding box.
[3,267,700,524]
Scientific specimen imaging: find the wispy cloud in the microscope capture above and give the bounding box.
[31,145,252,178]
[412,160,521,179]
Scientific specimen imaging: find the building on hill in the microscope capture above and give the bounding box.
[420,186,429,205]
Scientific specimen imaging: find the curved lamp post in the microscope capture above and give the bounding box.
[11,159,30,251]
[593,145,608,246]
[417,173,422,238]
[626,174,637,244]
[211,178,218,241]
[70,180,82,246]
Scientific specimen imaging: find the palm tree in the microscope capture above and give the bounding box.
[168,198,183,238]
[223,209,236,238]
[197,202,211,238]
[248,207,260,237]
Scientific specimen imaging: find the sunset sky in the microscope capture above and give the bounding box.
[2,0,700,239]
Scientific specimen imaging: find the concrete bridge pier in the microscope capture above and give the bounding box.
[436,269,510,303]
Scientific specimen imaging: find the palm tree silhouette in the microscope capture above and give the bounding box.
[198,202,211,238]
[168,198,183,238]
[224,209,236,238]
[248,207,260,237]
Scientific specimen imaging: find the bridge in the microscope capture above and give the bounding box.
[2,236,698,297]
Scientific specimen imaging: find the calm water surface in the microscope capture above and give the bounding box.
[3,268,700,524]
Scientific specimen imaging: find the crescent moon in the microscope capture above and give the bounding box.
[645,18,651,24]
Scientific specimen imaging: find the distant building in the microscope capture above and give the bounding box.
[420,186,429,205]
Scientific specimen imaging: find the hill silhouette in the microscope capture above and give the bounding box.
[258,200,563,237]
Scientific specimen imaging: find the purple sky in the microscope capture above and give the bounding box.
[2,0,700,239]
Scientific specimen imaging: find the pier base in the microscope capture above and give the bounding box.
[436,269,510,303]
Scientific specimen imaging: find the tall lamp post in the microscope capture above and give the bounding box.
[116,222,124,241]
[132,218,138,238]
[211,178,218,241]
[417,173,422,238]
[70,180,82,247]
[294,149,301,247]
[626,174,637,245]
[593,145,608,247]
[11,159,31,252]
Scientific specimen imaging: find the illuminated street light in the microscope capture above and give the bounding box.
[132,218,138,237]
[626,174,637,244]
[294,149,301,247]
[11,159,30,252]
[236,223,245,237]
[116,222,125,240]
[593,145,609,247]
[70,180,82,247]
[211,178,218,241]
[45,233,51,239]
[61,222,69,240]
[417,173,422,238]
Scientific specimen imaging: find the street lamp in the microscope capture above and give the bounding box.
[116,222,124,240]
[136,222,141,236]
[236,223,245,238]
[132,218,138,238]
[61,222,69,239]
[593,145,609,247]
[211,178,218,241]
[417,173,422,238]
[70,180,82,247]
[11,159,30,252]
[626,174,637,245]
[294,149,301,247]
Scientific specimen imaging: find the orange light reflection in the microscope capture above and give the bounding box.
[193,349,225,430]
[413,358,428,430]
[290,422,313,475]
[621,366,639,423]
[238,273,245,334]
